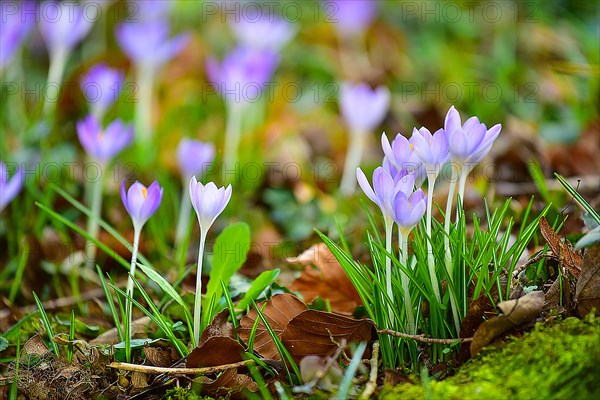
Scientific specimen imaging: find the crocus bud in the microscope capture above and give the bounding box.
[410,127,450,167]
[0,1,35,69]
[229,10,296,51]
[38,1,93,59]
[325,0,377,37]
[189,176,232,233]
[76,115,133,163]
[393,189,427,233]
[121,180,163,231]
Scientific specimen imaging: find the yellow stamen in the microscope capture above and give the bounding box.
[142,187,147,199]
[409,143,414,151]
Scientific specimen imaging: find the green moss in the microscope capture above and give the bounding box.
[380,315,600,400]
[161,387,214,400]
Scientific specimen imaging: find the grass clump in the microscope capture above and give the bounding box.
[380,315,600,400]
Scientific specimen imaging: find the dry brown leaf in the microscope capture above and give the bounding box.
[575,244,600,316]
[237,294,307,360]
[281,309,374,363]
[470,291,545,357]
[539,217,583,276]
[144,346,176,368]
[288,243,362,315]
[194,368,259,400]
[198,309,234,346]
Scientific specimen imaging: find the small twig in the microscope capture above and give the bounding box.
[360,341,380,400]
[378,329,473,344]
[108,360,254,375]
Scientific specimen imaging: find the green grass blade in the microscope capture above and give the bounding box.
[32,292,59,355]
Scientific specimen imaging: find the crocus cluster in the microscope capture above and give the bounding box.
[356,105,501,331]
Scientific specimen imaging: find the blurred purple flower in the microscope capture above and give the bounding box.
[116,21,189,71]
[356,166,415,223]
[393,189,427,232]
[38,1,93,58]
[230,10,296,51]
[340,83,390,133]
[410,127,450,167]
[326,0,377,37]
[76,115,133,163]
[206,45,278,105]
[177,139,216,178]
[0,161,25,212]
[189,177,232,233]
[444,106,502,164]
[121,180,163,231]
[80,63,125,119]
[0,1,36,69]
[130,0,172,21]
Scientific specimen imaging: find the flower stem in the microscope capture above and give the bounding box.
[175,178,192,272]
[223,102,244,178]
[125,227,141,363]
[444,164,461,334]
[384,219,394,326]
[340,130,366,196]
[43,48,68,117]
[457,165,471,217]
[84,162,104,270]
[399,230,415,333]
[135,66,155,145]
[193,230,207,346]
[425,172,441,303]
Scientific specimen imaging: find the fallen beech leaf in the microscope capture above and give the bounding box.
[194,368,259,399]
[130,371,148,391]
[539,217,583,276]
[23,334,52,357]
[281,309,374,363]
[188,309,245,368]
[144,346,176,368]
[288,243,362,315]
[575,245,600,316]
[470,291,544,357]
[457,296,494,363]
[237,294,307,360]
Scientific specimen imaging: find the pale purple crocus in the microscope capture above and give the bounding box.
[229,11,296,51]
[116,21,189,142]
[76,115,133,164]
[206,45,278,168]
[381,133,424,177]
[174,139,217,250]
[80,63,125,120]
[121,179,163,361]
[0,1,35,69]
[393,187,426,333]
[339,82,390,195]
[130,0,172,21]
[0,161,25,212]
[326,0,377,37]
[340,83,390,134]
[357,166,415,317]
[38,1,94,114]
[189,176,232,346]
[116,21,189,72]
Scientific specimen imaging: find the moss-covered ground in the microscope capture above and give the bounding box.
[380,315,600,400]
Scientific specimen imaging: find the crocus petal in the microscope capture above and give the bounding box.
[444,105,461,132]
[120,179,130,215]
[356,167,378,205]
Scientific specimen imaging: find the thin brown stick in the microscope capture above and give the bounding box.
[108,360,254,375]
[360,341,380,400]
[378,329,473,344]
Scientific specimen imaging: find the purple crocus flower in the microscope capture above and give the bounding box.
[410,127,450,168]
[206,45,278,105]
[177,139,216,178]
[189,176,232,233]
[121,180,163,231]
[340,83,390,133]
[356,166,415,223]
[38,1,93,59]
[80,63,125,119]
[76,115,133,163]
[444,106,502,164]
[0,1,35,69]
[116,21,189,71]
[326,0,377,37]
[229,11,296,51]
[393,189,427,232]
[381,133,423,174]
[130,0,172,21]
[0,161,25,212]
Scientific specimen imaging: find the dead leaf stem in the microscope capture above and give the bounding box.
[108,360,254,375]
[378,329,473,344]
